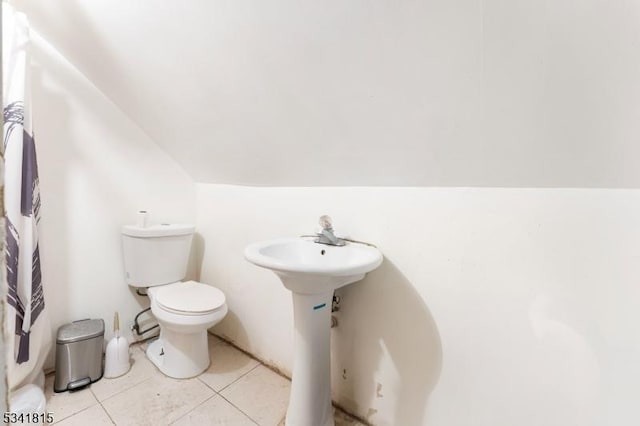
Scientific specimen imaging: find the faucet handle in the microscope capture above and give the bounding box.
[319,215,333,230]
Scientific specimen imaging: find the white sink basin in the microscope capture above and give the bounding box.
[244,237,383,293]
[245,237,383,426]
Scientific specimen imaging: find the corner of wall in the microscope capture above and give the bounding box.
[0,163,7,411]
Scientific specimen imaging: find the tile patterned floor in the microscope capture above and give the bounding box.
[45,334,365,426]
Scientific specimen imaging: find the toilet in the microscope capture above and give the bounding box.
[121,223,228,379]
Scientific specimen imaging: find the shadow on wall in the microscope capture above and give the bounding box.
[210,310,250,352]
[24,0,137,110]
[29,32,155,347]
[29,56,72,370]
[193,233,205,282]
[197,235,254,356]
[332,258,442,426]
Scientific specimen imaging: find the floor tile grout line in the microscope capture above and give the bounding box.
[211,334,366,425]
[196,375,223,394]
[46,385,99,424]
[89,380,116,425]
[91,369,156,404]
[209,335,290,425]
[168,392,218,425]
[89,344,156,403]
[216,393,260,426]
[215,363,262,394]
[89,383,121,425]
[96,399,117,426]
[50,401,100,425]
[98,376,154,404]
[50,334,300,426]
[198,335,264,394]
[209,333,293,383]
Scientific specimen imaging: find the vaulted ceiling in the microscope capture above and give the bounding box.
[14,0,640,187]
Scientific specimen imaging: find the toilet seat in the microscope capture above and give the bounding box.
[154,281,226,316]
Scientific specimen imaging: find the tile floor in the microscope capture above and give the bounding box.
[45,334,365,426]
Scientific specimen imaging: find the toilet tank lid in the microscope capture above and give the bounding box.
[122,224,195,238]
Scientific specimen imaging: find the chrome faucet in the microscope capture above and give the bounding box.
[315,215,345,246]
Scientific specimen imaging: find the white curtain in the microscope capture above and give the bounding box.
[2,3,52,391]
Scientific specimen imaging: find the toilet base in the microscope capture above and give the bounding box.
[146,329,210,379]
[145,284,228,379]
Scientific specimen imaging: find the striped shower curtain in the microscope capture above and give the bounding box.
[2,3,51,390]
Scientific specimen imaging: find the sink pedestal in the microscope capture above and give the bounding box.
[287,290,334,426]
[244,238,383,426]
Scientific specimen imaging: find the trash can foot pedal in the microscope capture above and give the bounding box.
[68,377,91,391]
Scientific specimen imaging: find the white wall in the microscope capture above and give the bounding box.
[7,1,640,424]
[29,31,195,364]
[13,0,640,187]
[197,184,640,426]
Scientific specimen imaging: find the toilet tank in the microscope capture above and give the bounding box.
[121,224,195,288]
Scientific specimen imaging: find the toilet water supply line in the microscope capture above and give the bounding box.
[299,231,368,328]
[129,211,160,340]
[131,288,159,340]
[331,293,340,328]
[298,232,359,328]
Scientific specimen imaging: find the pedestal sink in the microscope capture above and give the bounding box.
[244,237,383,426]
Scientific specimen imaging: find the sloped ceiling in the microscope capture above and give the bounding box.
[14,0,640,187]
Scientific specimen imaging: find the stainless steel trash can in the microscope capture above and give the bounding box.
[54,319,104,392]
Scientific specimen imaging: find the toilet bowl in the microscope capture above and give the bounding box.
[145,280,228,378]
[121,222,229,379]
